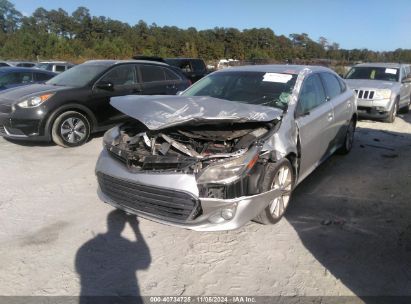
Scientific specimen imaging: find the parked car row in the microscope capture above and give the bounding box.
[0,60,74,73]
[0,59,190,147]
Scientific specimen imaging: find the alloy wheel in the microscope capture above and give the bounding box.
[269,165,293,218]
[60,117,87,144]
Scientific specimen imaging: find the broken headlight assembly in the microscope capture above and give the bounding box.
[197,146,261,185]
[103,126,120,148]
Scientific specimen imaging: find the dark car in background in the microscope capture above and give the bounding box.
[133,56,208,83]
[0,61,37,68]
[0,67,56,91]
[164,58,208,83]
[35,61,75,73]
[0,60,191,147]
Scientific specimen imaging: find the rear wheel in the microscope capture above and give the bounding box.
[254,159,295,225]
[51,111,90,147]
[337,119,356,154]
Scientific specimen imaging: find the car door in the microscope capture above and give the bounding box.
[400,66,411,107]
[90,64,141,126]
[295,73,335,181]
[138,64,178,95]
[320,72,352,146]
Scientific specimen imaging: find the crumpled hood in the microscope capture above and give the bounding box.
[345,79,399,90]
[110,95,283,130]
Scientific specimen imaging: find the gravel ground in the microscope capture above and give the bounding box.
[1,113,411,298]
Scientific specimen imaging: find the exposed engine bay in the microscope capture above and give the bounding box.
[106,121,274,174]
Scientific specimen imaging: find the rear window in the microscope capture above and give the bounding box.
[191,59,206,72]
[55,65,66,72]
[164,68,181,80]
[320,73,342,99]
[140,65,166,82]
[35,72,53,81]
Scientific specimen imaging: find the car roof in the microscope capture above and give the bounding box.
[84,59,169,67]
[216,64,333,75]
[38,61,72,64]
[0,67,56,73]
[353,62,407,68]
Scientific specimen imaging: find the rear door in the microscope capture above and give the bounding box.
[138,64,178,95]
[400,66,411,107]
[320,72,351,146]
[295,73,335,180]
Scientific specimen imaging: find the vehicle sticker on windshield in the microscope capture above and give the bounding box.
[263,73,292,83]
[385,68,397,75]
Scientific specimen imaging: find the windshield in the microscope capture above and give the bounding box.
[346,67,399,82]
[182,71,297,109]
[46,64,107,87]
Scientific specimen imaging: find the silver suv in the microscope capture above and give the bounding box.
[345,63,411,122]
[95,65,357,231]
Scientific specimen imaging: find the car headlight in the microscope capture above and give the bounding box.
[17,93,54,108]
[197,146,260,184]
[374,89,391,100]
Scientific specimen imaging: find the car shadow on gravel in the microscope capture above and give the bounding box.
[285,125,411,301]
[75,210,151,303]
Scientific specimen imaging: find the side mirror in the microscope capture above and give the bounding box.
[96,81,114,90]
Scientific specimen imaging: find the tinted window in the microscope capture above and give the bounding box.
[191,59,206,72]
[101,65,136,85]
[55,65,66,72]
[0,63,9,67]
[298,74,326,114]
[320,73,342,99]
[16,63,35,67]
[35,72,53,82]
[164,68,180,80]
[0,72,32,85]
[140,65,166,82]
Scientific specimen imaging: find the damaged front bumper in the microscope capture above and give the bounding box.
[96,149,279,231]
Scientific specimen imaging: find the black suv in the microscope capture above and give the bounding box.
[0,60,190,147]
[164,58,208,83]
[133,56,208,83]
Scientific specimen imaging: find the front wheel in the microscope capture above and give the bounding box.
[385,100,398,123]
[51,111,91,147]
[254,159,295,225]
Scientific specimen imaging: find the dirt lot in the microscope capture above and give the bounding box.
[1,113,411,298]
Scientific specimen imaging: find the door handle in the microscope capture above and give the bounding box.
[327,112,334,121]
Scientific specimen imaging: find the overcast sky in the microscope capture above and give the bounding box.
[11,0,411,51]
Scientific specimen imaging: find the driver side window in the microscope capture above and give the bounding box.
[297,74,326,115]
[100,65,136,86]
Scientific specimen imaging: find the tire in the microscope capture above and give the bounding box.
[385,99,398,123]
[400,96,410,113]
[51,111,91,147]
[253,159,295,225]
[337,119,356,154]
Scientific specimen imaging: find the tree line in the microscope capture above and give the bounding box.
[0,0,410,64]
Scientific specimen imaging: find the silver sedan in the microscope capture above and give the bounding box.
[95,65,357,231]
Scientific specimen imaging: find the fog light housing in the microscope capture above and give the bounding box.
[221,208,235,220]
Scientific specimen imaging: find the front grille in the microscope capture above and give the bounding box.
[97,173,201,221]
[355,89,375,100]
